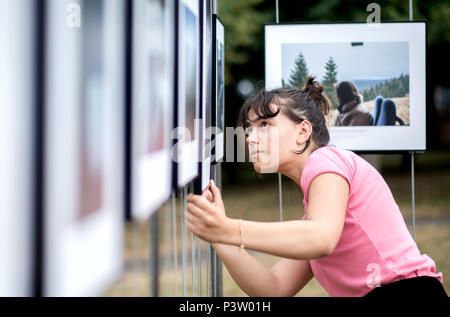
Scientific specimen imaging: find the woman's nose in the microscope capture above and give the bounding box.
[246,128,258,144]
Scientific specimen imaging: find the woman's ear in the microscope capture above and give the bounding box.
[296,120,312,145]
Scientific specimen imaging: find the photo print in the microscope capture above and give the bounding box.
[195,0,212,193]
[183,2,197,142]
[79,0,104,220]
[176,0,200,187]
[266,22,426,152]
[131,0,174,219]
[282,41,410,128]
[212,15,225,162]
[44,0,125,295]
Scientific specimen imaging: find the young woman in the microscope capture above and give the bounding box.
[186,77,446,297]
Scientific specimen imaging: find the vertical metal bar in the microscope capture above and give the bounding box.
[409,0,414,239]
[131,222,139,296]
[411,152,415,240]
[163,201,171,297]
[185,185,191,296]
[33,0,45,297]
[161,195,173,296]
[216,248,223,297]
[212,246,217,297]
[163,193,174,296]
[188,183,195,296]
[275,0,279,23]
[140,221,146,295]
[208,165,214,297]
[198,238,202,296]
[409,0,413,21]
[148,216,153,297]
[216,162,223,297]
[206,243,210,296]
[171,191,178,296]
[212,164,217,297]
[180,188,187,296]
[190,231,195,296]
[151,211,159,297]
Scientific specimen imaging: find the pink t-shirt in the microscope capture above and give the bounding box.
[300,146,443,297]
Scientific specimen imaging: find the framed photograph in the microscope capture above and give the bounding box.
[0,0,36,296]
[212,15,225,161]
[265,22,426,152]
[130,0,174,220]
[44,0,125,296]
[194,0,212,193]
[175,0,200,188]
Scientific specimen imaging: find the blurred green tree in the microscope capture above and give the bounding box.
[322,57,339,108]
[217,0,273,85]
[287,53,310,88]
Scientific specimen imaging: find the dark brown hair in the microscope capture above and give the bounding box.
[237,76,331,155]
[334,81,362,107]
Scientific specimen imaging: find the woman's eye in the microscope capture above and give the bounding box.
[260,121,269,127]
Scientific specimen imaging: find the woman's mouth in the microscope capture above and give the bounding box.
[251,150,264,157]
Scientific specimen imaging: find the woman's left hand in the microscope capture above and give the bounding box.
[186,180,229,243]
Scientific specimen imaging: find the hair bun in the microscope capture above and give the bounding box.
[301,76,330,116]
[302,76,323,94]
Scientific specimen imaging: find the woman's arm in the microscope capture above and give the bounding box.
[221,218,333,259]
[197,186,314,296]
[212,242,314,297]
[187,173,348,260]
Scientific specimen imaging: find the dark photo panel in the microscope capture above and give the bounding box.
[212,15,225,162]
[184,4,197,142]
[130,0,174,220]
[194,0,213,194]
[175,0,200,188]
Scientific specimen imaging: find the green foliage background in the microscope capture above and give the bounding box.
[218,0,450,88]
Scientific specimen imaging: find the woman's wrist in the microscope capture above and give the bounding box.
[219,217,241,246]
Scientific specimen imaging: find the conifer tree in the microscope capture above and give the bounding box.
[288,52,309,88]
[322,56,338,108]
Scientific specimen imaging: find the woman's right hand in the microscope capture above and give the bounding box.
[201,184,214,202]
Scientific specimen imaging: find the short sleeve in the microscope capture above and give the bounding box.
[300,147,353,202]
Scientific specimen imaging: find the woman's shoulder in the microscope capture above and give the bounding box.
[310,145,352,159]
[310,146,378,178]
[301,146,356,195]
[311,146,365,174]
[306,146,357,173]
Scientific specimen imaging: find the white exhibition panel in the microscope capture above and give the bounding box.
[132,0,173,220]
[214,17,225,161]
[44,0,124,296]
[265,22,426,151]
[0,0,35,296]
[199,0,212,190]
[178,0,200,187]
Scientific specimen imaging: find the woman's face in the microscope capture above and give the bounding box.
[245,103,311,174]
